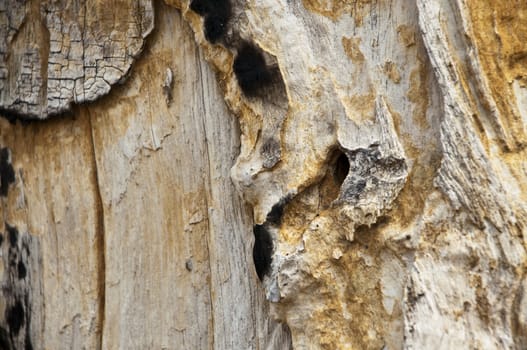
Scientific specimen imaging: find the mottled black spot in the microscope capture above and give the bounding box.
[0,148,15,197]
[253,225,273,281]
[6,224,18,247]
[6,301,24,336]
[18,260,27,279]
[204,14,228,43]
[266,195,292,226]
[233,42,273,97]
[349,180,366,199]
[190,0,231,43]
[0,326,13,350]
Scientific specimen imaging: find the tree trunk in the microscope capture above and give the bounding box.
[0,0,526,349]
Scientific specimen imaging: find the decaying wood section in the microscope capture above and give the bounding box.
[1,0,527,349]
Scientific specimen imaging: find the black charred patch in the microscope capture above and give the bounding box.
[266,203,285,226]
[204,15,229,43]
[18,261,27,279]
[253,224,273,281]
[6,300,24,336]
[0,108,35,124]
[190,0,231,43]
[348,180,366,200]
[0,148,15,197]
[0,107,74,124]
[266,195,292,226]
[1,229,35,349]
[189,0,211,16]
[6,224,18,247]
[0,326,13,350]
[233,42,273,97]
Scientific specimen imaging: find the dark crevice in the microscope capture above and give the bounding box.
[253,224,273,281]
[333,150,350,187]
[313,148,352,208]
[0,148,15,197]
[86,110,106,349]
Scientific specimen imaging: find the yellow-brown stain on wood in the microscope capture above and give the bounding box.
[279,148,348,245]
[500,149,527,205]
[276,159,400,349]
[397,25,416,47]
[305,220,395,350]
[465,0,527,151]
[407,58,429,130]
[342,36,365,63]
[390,145,442,227]
[342,90,376,123]
[302,0,372,24]
[386,93,441,229]
[471,274,491,326]
[238,104,263,155]
[383,61,401,84]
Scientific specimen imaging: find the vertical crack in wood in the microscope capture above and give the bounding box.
[87,109,106,350]
[190,46,217,346]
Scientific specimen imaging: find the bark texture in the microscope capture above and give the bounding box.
[1,0,527,349]
[0,0,154,119]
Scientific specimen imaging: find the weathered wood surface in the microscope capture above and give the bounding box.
[0,2,291,349]
[0,0,154,118]
[1,0,527,349]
